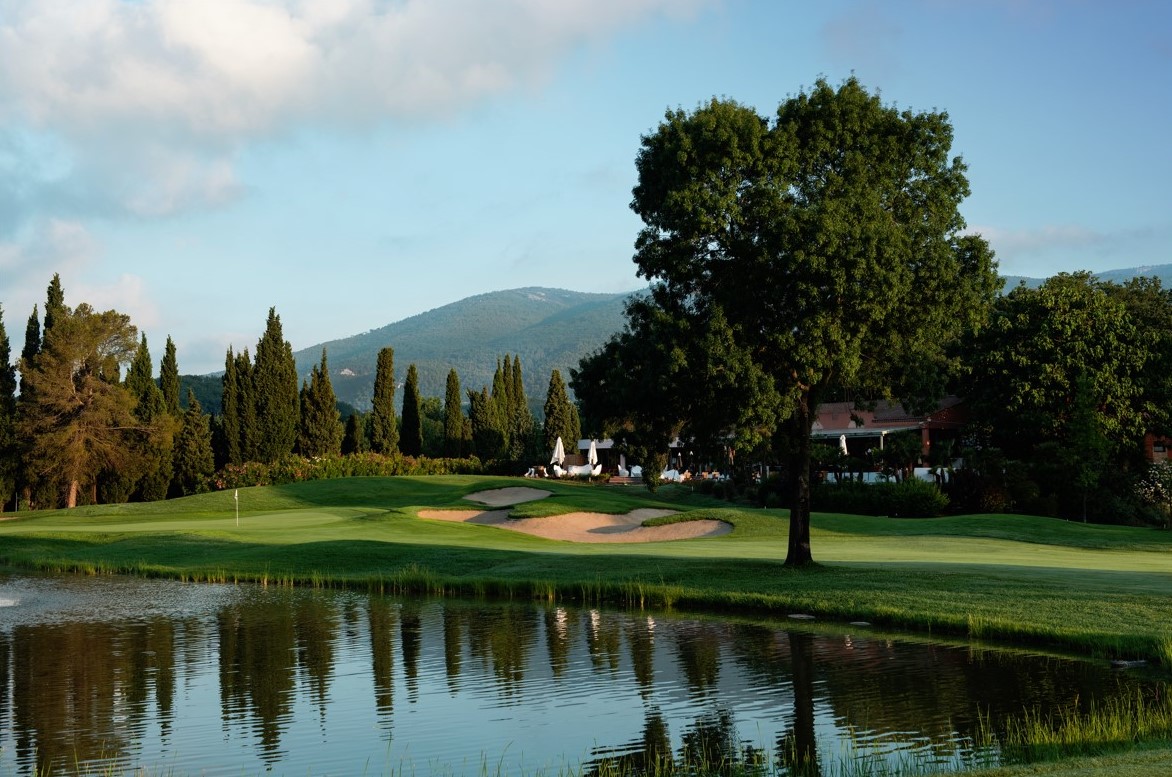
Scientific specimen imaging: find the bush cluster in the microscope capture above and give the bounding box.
[213,453,486,490]
[812,478,949,517]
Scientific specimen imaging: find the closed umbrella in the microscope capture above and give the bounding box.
[551,437,565,465]
[588,439,598,466]
[839,434,849,456]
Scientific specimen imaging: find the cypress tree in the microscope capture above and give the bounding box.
[19,305,39,397]
[443,368,463,457]
[543,369,578,454]
[253,308,299,462]
[0,306,17,511]
[400,363,423,457]
[172,391,214,496]
[369,347,399,454]
[342,412,367,455]
[508,355,533,460]
[234,349,259,463]
[220,347,242,466]
[298,349,342,457]
[125,334,171,502]
[43,273,65,340]
[489,360,510,455]
[160,336,180,415]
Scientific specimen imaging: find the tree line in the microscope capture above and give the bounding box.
[0,275,582,510]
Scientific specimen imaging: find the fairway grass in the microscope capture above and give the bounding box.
[1,475,1170,668]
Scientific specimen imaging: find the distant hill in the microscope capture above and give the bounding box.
[291,287,635,411]
[1001,263,1172,291]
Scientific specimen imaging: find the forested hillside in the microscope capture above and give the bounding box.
[290,287,634,410]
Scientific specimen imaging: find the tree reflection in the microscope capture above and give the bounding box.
[626,615,656,697]
[673,622,723,695]
[543,605,573,678]
[218,598,297,763]
[400,600,422,701]
[776,631,820,777]
[367,594,396,726]
[294,594,338,720]
[443,601,464,690]
[467,603,538,693]
[586,609,622,673]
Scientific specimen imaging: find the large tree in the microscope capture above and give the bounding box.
[122,334,172,502]
[18,303,143,508]
[253,308,299,462]
[400,363,423,457]
[219,347,242,467]
[581,78,998,565]
[369,347,399,455]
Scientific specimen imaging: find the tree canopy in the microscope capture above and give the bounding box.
[578,77,999,564]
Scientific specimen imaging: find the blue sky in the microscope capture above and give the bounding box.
[1,0,1169,374]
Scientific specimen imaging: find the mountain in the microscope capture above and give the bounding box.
[292,287,635,411]
[1000,263,1172,291]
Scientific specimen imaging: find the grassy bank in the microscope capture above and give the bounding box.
[0,475,1170,667]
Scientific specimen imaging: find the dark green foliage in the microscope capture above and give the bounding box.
[172,391,214,496]
[443,368,464,458]
[213,452,485,488]
[468,386,504,459]
[400,364,423,457]
[0,306,17,510]
[298,349,342,458]
[179,373,223,414]
[813,479,949,517]
[160,335,180,415]
[542,369,579,454]
[369,347,399,454]
[342,412,368,455]
[253,308,299,463]
[219,348,242,466]
[419,396,444,457]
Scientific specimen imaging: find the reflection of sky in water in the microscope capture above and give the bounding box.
[0,575,1158,776]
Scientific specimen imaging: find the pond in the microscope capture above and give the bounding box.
[0,574,1164,776]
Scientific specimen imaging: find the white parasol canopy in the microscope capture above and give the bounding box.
[551,436,565,465]
[588,439,598,466]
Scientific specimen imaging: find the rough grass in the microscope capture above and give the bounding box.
[1,476,1170,666]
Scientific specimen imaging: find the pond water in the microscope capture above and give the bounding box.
[0,574,1164,777]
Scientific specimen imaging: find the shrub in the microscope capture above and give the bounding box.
[813,478,948,517]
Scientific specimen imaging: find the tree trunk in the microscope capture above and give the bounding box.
[67,479,79,509]
[785,390,814,567]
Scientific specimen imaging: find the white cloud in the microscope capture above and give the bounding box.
[0,0,708,226]
[970,224,1103,255]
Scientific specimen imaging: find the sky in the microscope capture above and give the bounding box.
[1,0,1170,375]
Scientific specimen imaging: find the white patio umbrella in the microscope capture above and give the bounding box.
[839,434,849,456]
[588,439,598,466]
[551,436,565,465]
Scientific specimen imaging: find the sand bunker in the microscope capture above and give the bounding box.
[417,506,731,543]
[465,487,552,506]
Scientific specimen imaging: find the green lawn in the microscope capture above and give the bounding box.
[1,475,1170,667]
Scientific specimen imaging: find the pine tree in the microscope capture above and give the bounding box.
[370,347,399,454]
[219,347,242,466]
[0,306,18,511]
[235,349,260,463]
[400,363,423,457]
[342,412,368,454]
[253,308,299,462]
[443,368,463,458]
[489,359,510,455]
[298,349,342,458]
[19,305,39,397]
[172,391,214,496]
[160,335,180,415]
[543,369,578,454]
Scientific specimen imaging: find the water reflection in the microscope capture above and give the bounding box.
[0,575,1163,777]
